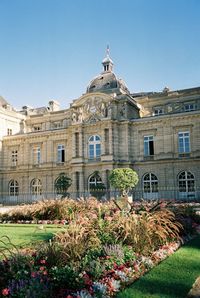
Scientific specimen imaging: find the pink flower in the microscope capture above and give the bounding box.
[40,259,46,264]
[39,266,45,271]
[2,288,10,296]
[31,272,37,278]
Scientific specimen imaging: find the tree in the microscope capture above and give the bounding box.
[109,168,139,197]
[55,173,72,198]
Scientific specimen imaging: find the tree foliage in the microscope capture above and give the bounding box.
[55,173,72,198]
[109,168,139,196]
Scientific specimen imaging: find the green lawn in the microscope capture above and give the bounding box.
[117,235,200,298]
[0,224,63,247]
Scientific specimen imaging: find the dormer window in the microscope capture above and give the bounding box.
[154,108,164,116]
[33,125,41,131]
[184,103,196,112]
[7,128,12,135]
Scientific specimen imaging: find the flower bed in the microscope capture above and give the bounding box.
[0,198,199,298]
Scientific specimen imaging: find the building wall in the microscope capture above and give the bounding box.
[0,87,200,203]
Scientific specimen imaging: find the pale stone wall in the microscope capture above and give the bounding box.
[0,87,200,202]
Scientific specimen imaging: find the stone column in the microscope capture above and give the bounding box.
[79,171,85,194]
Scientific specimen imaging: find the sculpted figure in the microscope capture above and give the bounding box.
[72,112,77,123]
[78,107,83,122]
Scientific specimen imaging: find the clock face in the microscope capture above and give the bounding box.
[90,105,97,113]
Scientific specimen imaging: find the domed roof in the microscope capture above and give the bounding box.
[87,48,130,94]
[87,71,129,94]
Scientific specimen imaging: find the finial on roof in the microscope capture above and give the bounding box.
[106,45,110,57]
[102,45,113,73]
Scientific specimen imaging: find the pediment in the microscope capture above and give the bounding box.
[71,92,113,108]
[70,92,113,124]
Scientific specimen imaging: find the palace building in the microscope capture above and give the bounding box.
[0,51,200,203]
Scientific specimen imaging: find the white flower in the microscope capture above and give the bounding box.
[115,270,129,282]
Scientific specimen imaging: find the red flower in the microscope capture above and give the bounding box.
[43,270,48,275]
[2,288,10,296]
[40,259,46,264]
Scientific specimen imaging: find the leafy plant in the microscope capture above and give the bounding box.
[50,265,84,290]
[109,168,138,197]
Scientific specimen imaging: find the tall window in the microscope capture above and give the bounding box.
[88,135,101,160]
[57,145,65,163]
[143,173,158,194]
[144,136,154,156]
[11,150,18,166]
[178,132,190,154]
[178,171,195,194]
[31,179,42,195]
[33,146,41,164]
[9,180,19,196]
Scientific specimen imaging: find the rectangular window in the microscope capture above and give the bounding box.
[178,132,190,154]
[144,136,154,156]
[184,103,196,112]
[54,122,63,129]
[11,150,18,166]
[105,129,109,154]
[33,146,41,164]
[57,144,65,163]
[75,132,79,157]
[154,108,164,116]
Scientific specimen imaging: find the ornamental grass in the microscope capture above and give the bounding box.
[0,198,199,297]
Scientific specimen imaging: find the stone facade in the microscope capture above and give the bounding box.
[0,52,200,203]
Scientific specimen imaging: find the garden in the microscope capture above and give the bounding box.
[0,168,199,298]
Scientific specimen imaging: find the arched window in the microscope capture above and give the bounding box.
[178,171,195,198]
[143,173,158,199]
[88,173,103,190]
[54,173,72,197]
[9,180,19,196]
[88,172,106,199]
[88,135,101,160]
[31,179,42,196]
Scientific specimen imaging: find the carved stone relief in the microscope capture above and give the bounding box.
[70,95,112,124]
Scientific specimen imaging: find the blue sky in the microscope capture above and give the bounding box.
[0,0,200,109]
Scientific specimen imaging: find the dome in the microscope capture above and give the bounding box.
[87,48,130,94]
[87,72,129,94]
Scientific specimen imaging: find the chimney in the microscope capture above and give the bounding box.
[49,100,60,111]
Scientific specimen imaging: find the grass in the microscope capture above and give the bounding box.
[117,235,200,298]
[0,224,63,247]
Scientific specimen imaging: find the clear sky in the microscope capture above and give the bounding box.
[0,0,200,110]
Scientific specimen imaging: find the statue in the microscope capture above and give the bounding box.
[71,112,77,123]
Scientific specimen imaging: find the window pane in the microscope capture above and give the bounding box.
[96,144,101,157]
